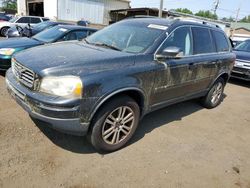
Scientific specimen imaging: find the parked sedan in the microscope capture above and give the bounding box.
[6,21,73,38]
[0,13,11,22]
[0,16,49,36]
[0,25,97,70]
[231,39,250,81]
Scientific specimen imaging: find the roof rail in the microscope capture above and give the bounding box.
[202,21,220,28]
[175,17,221,29]
[125,15,157,19]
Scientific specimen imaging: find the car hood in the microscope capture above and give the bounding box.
[13,42,136,76]
[0,21,10,27]
[0,37,42,48]
[233,50,250,62]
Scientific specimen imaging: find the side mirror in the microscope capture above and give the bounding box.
[156,46,183,60]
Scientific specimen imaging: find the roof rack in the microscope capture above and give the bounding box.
[175,17,221,29]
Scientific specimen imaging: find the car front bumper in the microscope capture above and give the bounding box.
[231,67,250,81]
[5,69,90,136]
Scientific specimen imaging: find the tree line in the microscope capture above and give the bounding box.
[175,8,250,23]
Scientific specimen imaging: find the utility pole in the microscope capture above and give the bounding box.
[212,0,220,15]
[159,0,164,18]
[232,7,240,36]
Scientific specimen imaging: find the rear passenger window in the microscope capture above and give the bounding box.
[192,27,216,54]
[30,18,41,24]
[212,30,229,52]
[75,31,87,40]
[42,18,50,21]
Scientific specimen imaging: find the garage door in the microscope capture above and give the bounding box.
[58,0,104,24]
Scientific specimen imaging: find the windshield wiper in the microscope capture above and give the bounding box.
[32,37,42,42]
[93,42,121,51]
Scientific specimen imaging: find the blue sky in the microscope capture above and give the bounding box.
[130,0,250,19]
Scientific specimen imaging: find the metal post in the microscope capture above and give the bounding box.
[232,7,240,36]
[159,0,164,18]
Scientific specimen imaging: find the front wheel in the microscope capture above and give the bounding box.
[201,78,225,109]
[89,96,140,152]
[1,27,9,36]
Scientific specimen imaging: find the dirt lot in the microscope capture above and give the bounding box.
[0,72,250,188]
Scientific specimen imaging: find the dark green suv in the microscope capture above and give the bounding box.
[6,18,235,152]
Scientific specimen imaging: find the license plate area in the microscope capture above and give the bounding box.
[7,80,26,101]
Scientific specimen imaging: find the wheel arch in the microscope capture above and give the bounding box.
[209,72,230,88]
[88,87,146,125]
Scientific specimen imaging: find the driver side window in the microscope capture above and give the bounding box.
[160,27,192,56]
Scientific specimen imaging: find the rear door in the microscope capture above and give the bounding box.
[211,29,231,77]
[189,26,218,92]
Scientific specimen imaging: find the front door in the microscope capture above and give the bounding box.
[151,26,197,106]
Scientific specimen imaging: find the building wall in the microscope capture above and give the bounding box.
[0,0,3,8]
[17,0,129,24]
[57,0,129,25]
[44,0,57,19]
[235,28,250,36]
[17,0,27,15]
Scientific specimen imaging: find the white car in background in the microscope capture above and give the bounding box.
[0,16,49,36]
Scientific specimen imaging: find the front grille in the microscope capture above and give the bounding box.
[233,67,249,74]
[12,59,35,89]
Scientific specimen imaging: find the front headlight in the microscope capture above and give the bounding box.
[0,48,15,56]
[40,76,83,98]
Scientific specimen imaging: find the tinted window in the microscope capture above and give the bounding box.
[160,26,192,56]
[212,30,229,52]
[235,40,250,52]
[42,18,50,21]
[62,31,87,41]
[16,17,30,23]
[192,27,215,54]
[30,17,41,24]
[75,31,87,40]
[87,30,96,36]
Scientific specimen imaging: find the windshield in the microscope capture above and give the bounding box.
[32,26,68,43]
[235,40,250,52]
[9,17,19,23]
[33,21,53,31]
[86,21,165,53]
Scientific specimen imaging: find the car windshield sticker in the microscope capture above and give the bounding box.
[59,28,68,32]
[148,24,168,30]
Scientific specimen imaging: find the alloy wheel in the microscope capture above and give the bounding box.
[102,106,135,145]
[211,82,223,104]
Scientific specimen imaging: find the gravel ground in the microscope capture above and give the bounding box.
[0,72,250,188]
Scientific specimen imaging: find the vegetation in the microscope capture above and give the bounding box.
[1,0,17,12]
[175,8,193,15]
[240,15,250,23]
[195,10,218,20]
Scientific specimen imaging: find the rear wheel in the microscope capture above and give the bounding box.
[89,96,140,152]
[201,78,225,109]
[1,27,9,36]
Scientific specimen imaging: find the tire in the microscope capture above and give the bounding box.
[89,95,140,152]
[201,77,225,109]
[1,27,9,37]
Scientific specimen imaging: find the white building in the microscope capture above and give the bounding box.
[17,0,130,25]
[0,0,3,8]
